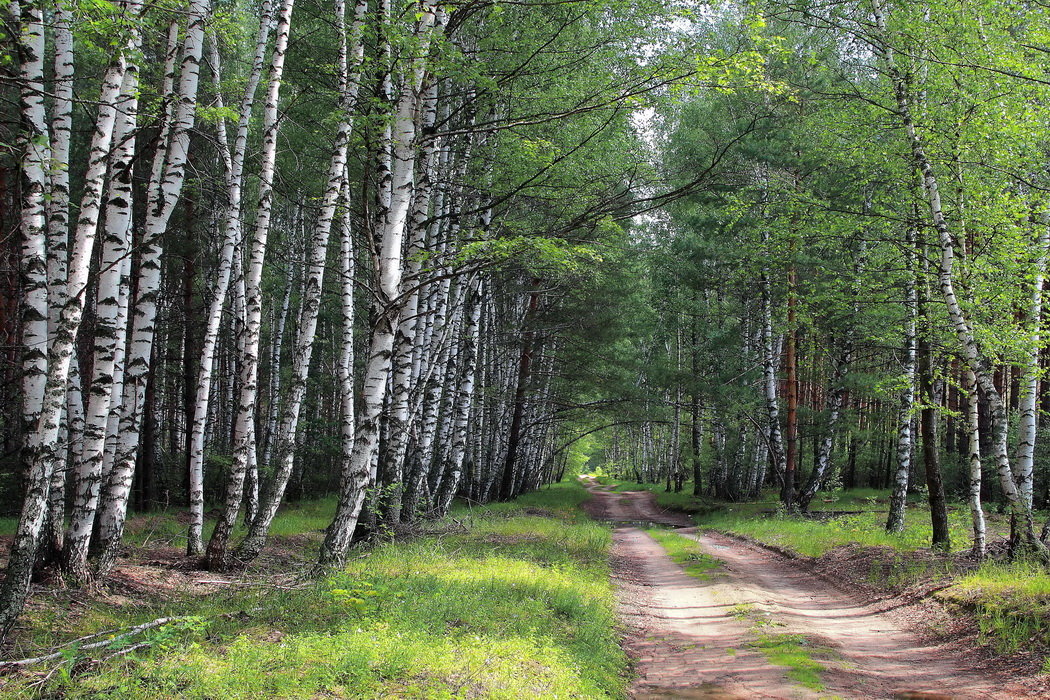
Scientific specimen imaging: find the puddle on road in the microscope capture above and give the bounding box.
[605,519,661,528]
[635,683,745,699]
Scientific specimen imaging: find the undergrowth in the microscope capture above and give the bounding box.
[2,482,627,699]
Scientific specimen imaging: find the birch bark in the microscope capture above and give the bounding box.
[0,0,140,630]
[318,2,439,570]
[185,0,275,557]
[379,76,442,524]
[203,0,297,570]
[965,367,986,557]
[872,0,1045,555]
[12,0,51,489]
[94,0,212,574]
[887,228,918,533]
[228,0,370,567]
[1014,221,1049,511]
[760,267,788,487]
[63,61,140,582]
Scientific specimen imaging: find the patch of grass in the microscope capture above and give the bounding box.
[645,528,721,580]
[938,560,1050,653]
[698,505,982,558]
[729,603,830,691]
[3,481,627,699]
[748,632,828,691]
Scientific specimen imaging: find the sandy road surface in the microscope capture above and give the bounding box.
[582,482,1030,699]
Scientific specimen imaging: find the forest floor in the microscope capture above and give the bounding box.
[0,486,628,698]
[582,480,1047,699]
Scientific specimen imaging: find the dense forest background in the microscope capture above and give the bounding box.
[2,0,1050,640]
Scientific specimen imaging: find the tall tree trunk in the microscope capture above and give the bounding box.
[227,0,370,568]
[965,367,986,557]
[377,76,441,525]
[783,264,798,510]
[185,1,275,557]
[918,312,950,549]
[204,0,297,570]
[94,0,212,576]
[64,62,141,582]
[887,228,919,533]
[872,0,1045,557]
[435,284,483,515]
[500,278,542,501]
[0,0,140,633]
[39,4,76,565]
[317,2,439,570]
[1015,220,1049,511]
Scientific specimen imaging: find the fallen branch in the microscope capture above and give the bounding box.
[0,616,181,669]
[193,579,308,591]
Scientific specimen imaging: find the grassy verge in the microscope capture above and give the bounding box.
[644,528,720,580]
[936,560,1050,658]
[3,482,627,699]
[697,506,981,558]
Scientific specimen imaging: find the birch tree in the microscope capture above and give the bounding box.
[318,1,440,570]
[184,0,276,557]
[203,0,297,570]
[0,0,142,633]
[94,0,212,574]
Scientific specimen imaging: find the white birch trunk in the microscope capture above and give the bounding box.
[1014,221,1049,511]
[887,229,918,533]
[94,0,212,575]
[228,0,369,566]
[760,268,787,484]
[1,0,139,628]
[186,0,275,557]
[39,6,76,559]
[379,75,441,524]
[336,174,357,525]
[318,3,438,569]
[204,0,297,570]
[435,289,484,514]
[12,0,51,478]
[263,276,294,467]
[965,368,986,557]
[872,0,1044,553]
[63,63,140,582]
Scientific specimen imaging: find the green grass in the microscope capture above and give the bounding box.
[115,497,339,548]
[696,506,985,558]
[729,603,830,691]
[748,632,827,691]
[644,528,721,580]
[3,482,628,699]
[938,560,1050,654]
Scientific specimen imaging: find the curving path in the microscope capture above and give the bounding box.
[582,481,1032,699]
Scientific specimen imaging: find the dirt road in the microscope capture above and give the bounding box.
[583,482,1031,699]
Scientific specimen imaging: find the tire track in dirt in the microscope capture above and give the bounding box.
[583,481,1030,699]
